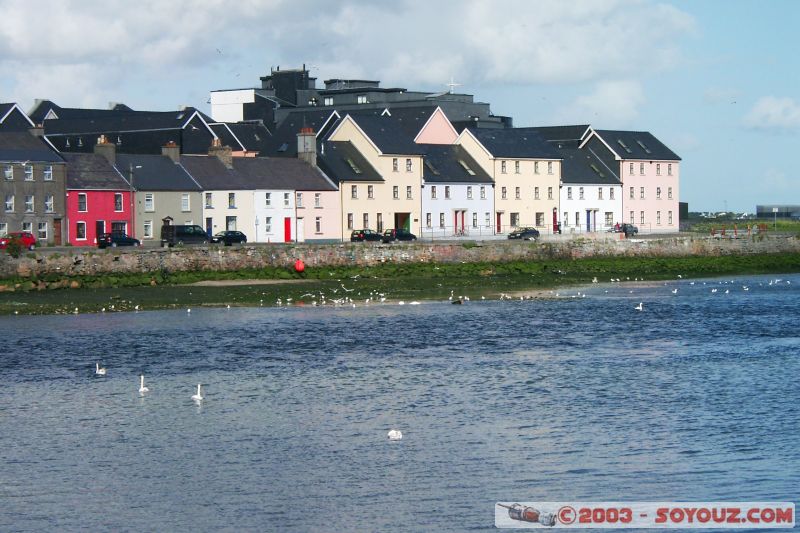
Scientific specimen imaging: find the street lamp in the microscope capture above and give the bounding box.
[129,163,142,237]
[773,207,778,231]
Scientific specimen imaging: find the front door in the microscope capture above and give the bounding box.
[586,210,592,232]
[95,220,105,244]
[296,218,305,243]
[205,217,213,236]
[53,218,62,245]
[496,212,502,233]
[284,217,292,242]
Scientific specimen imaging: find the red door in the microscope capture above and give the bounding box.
[284,217,292,242]
[496,213,502,233]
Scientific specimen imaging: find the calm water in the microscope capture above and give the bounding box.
[1,274,798,532]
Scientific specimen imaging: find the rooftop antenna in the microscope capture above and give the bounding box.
[447,76,461,94]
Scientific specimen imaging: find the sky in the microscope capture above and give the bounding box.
[1,0,797,212]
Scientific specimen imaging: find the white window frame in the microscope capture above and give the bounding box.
[283,192,290,207]
[265,192,272,207]
[445,186,450,200]
[3,165,11,180]
[314,193,321,207]
[78,193,88,212]
[426,213,432,228]
[351,185,358,199]
[143,220,153,238]
[24,165,33,181]
[480,186,486,200]
[182,193,191,212]
[144,193,154,212]
[265,216,272,232]
[431,186,437,199]
[76,221,87,240]
[439,213,445,228]
[25,195,34,213]
[406,186,412,199]
[393,186,399,199]
[37,222,48,241]
[45,194,54,213]
[405,159,412,172]
[114,193,123,212]
[43,165,53,181]
[567,187,572,200]
[315,216,322,233]
[296,192,303,208]
[548,187,553,200]
[367,185,374,199]
[534,187,540,200]
[205,192,213,208]
[547,161,553,174]
[5,194,14,212]
[467,186,473,199]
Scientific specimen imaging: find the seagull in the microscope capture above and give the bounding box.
[139,375,150,394]
[388,429,403,440]
[191,383,204,402]
[95,363,107,376]
[671,289,678,294]
[635,302,643,311]
[711,288,717,293]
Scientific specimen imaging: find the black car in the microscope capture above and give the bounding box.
[507,227,540,241]
[98,232,140,248]
[350,229,382,242]
[621,223,639,237]
[211,230,247,246]
[382,228,417,243]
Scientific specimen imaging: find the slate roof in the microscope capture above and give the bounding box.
[42,108,213,136]
[593,130,681,161]
[0,132,63,162]
[209,122,272,153]
[466,128,561,159]
[317,141,382,183]
[419,144,493,184]
[115,154,201,191]
[62,153,130,190]
[554,146,621,185]
[29,100,138,124]
[265,109,340,157]
[346,113,425,155]
[180,155,335,191]
[0,103,15,120]
[524,125,590,143]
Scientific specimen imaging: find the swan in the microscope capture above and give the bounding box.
[191,383,204,402]
[387,429,403,440]
[139,374,150,393]
[95,363,107,376]
[671,289,678,294]
[635,302,643,311]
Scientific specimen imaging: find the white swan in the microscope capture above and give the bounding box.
[635,302,643,311]
[95,362,107,376]
[387,429,403,440]
[191,383,204,402]
[671,289,678,294]
[139,374,150,394]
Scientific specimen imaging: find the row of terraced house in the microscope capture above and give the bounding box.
[0,66,680,247]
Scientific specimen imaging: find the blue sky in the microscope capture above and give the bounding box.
[1,0,797,212]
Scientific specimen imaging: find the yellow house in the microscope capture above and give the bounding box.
[455,128,562,233]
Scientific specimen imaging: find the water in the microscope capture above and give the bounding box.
[1,274,798,532]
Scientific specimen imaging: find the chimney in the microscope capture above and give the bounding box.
[28,123,44,137]
[297,127,317,166]
[94,134,116,164]
[208,137,233,169]
[161,140,180,163]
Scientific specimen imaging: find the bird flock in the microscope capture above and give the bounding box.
[94,362,204,403]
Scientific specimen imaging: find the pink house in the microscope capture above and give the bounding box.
[63,138,133,246]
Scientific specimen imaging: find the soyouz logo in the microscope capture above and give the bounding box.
[495,502,795,529]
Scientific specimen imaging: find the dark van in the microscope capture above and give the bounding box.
[160,224,210,247]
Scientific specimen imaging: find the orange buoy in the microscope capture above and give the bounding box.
[294,259,305,273]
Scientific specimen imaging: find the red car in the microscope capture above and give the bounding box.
[0,231,37,251]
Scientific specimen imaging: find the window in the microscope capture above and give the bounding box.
[37,222,47,240]
[567,187,573,200]
[629,162,634,175]
[480,186,486,199]
[579,187,584,200]
[367,185,373,199]
[639,163,645,175]
[0,222,5,236]
[629,187,634,199]
[536,212,544,226]
[610,188,615,200]
[575,212,580,226]
[205,192,213,208]
[605,212,613,226]
[640,211,645,224]
[547,161,553,174]
[656,163,661,176]
[406,159,412,172]
[296,193,303,208]
[668,187,673,200]
[515,187,520,200]
[439,213,445,228]
[324,97,333,106]
[501,161,507,174]
[393,186,399,199]
[630,211,634,223]
[406,186,412,199]
[640,187,645,199]
[182,193,191,212]
[43,165,53,181]
[431,186,437,199]
[347,213,353,230]
[224,193,234,209]
[6,194,14,212]
[265,193,272,206]
[363,213,369,228]
[226,216,237,231]
[472,212,478,228]
[357,95,367,104]
[78,193,87,212]
[510,212,519,227]
[598,188,603,200]
[283,193,290,207]
[24,165,33,181]
[563,212,568,226]
[668,211,673,225]
[656,211,661,225]
[392,158,398,172]
[145,193,154,212]
[444,186,450,199]
[534,162,540,174]
[656,187,661,199]
[265,217,272,232]
[467,186,473,199]
[22,221,32,233]
[668,164,673,176]
[514,161,520,174]
[111,222,126,234]
[114,193,123,212]
[45,194,54,213]
[314,193,321,207]
[485,212,490,227]
[534,187,540,200]
[143,220,153,238]
[548,187,553,200]
[3,165,11,180]
[76,222,86,240]
[351,185,358,199]
[315,217,321,233]
[501,187,507,199]
[376,213,383,232]
[426,213,432,228]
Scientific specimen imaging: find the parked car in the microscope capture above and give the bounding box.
[382,228,417,243]
[507,227,540,241]
[97,232,140,248]
[350,229,382,242]
[160,224,210,247]
[621,223,639,237]
[211,230,247,246]
[0,231,37,251]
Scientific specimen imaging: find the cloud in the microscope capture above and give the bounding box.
[744,96,800,131]
[553,80,645,126]
[703,87,740,105]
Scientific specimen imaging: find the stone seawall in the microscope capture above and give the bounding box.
[1,235,799,280]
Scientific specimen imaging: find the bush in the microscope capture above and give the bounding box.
[4,237,23,259]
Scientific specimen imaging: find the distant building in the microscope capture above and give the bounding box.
[756,205,800,219]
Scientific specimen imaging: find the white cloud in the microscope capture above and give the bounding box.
[744,96,800,131]
[554,80,645,126]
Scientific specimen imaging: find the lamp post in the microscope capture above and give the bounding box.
[129,163,141,238]
[773,207,778,231]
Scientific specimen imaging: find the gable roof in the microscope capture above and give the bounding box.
[218,122,272,152]
[1,103,35,128]
[523,125,590,143]
[420,144,493,184]
[591,129,681,161]
[115,153,201,191]
[41,108,216,137]
[0,132,64,162]
[465,128,561,159]
[553,145,621,185]
[317,141,382,183]
[180,155,336,191]
[346,113,425,155]
[62,153,129,190]
[266,109,340,157]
